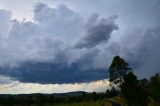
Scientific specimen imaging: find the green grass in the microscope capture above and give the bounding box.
[4,96,160,106]
[11,101,112,106]
[104,96,127,106]
[29,101,112,106]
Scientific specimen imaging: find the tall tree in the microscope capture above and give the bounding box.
[109,56,132,87]
[109,56,149,106]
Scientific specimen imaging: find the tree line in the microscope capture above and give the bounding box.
[0,92,106,105]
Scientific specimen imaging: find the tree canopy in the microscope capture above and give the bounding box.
[109,56,132,87]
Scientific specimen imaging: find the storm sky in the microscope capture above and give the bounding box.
[0,0,160,94]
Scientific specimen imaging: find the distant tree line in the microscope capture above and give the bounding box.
[0,92,106,105]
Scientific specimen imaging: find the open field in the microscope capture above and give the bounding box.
[0,101,113,106]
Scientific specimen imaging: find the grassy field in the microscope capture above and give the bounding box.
[11,96,124,106]
[1,96,159,106]
[29,101,112,106]
[5,100,114,106]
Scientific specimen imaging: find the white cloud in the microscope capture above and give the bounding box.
[0,2,117,69]
[0,79,110,94]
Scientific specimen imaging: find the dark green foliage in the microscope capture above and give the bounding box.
[121,72,149,106]
[149,73,160,103]
[109,56,132,87]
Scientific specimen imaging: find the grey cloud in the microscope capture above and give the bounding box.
[0,75,15,84]
[75,14,118,48]
[119,27,160,78]
[0,2,118,68]
[0,3,113,84]
[34,3,84,41]
[0,3,84,66]
[0,10,12,43]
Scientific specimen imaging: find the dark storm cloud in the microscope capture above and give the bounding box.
[0,3,113,84]
[0,62,107,84]
[75,14,118,48]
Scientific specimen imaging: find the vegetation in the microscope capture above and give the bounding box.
[109,56,132,87]
[0,56,160,106]
[109,56,160,106]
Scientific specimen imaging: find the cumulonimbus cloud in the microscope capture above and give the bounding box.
[0,1,159,84]
[0,3,119,84]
